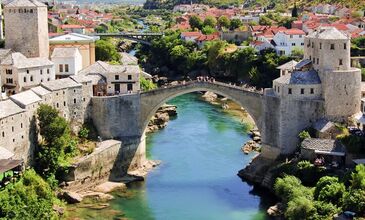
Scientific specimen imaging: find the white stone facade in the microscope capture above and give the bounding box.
[1,52,55,96]
[273,30,305,56]
[4,0,49,58]
[51,47,83,79]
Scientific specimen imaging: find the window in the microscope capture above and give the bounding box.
[299,35,302,38]
[311,42,314,48]
[115,75,119,80]
[330,44,335,50]
[292,43,296,46]
[6,78,13,84]
[2,132,4,137]
[310,88,314,94]
[59,64,63,72]
[24,77,26,83]
[309,56,312,60]
[12,126,14,132]
[64,101,66,106]
[288,88,292,94]
[20,123,23,128]
[40,69,43,75]
[301,88,304,94]
[47,78,50,81]
[301,43,304,46]
[128,75,132,80]
[56,103,59,108]
[313,57,315,63]
[47,69,50,74]
[320,43,322,49]
[344,43,347,49]
[41,79,43,82]
[65,64,69,72]
[290,35,293,38]
[30,9,33,13]
[127,83,133,91]
[317,58,319,64]
[26,70,29,74]
[6,69,12,75]
[74,98,76,104]
[339,59,343,65]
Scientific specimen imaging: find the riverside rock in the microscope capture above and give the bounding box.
[147,104,177,133]
[59,191,83,204]
[202,91,218,102]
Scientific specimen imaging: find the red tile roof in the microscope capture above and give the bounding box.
[283,28,306,35]
[181,31,202,37]
[60,24,85,29]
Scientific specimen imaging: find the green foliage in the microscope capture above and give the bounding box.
[189,15,203,30]
[78,127,89,142]
[338,134,365,154]
[230,18,242,30]
[314,176,339,199]
[285,196,316,220]
[299,130,311,140]
[36,104,78,181]
[0,169,62,219]
[95,39,121,63]
[140,76,157,91]
[274,175,312,203]
[317,182,345,206]
[202,26,216,35]
[314,201,341,220]
[342,189,365,215]
[291,47,304,59]
[218,15,231,29]
[203,15,217,28]
[350,164,365,189]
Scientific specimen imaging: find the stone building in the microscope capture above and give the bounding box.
[4,0,49,58]
[304,27,361,121]
[1,52,55,96]
[51,47,83,79]
[49,33,99,68]
[78,61,141,96]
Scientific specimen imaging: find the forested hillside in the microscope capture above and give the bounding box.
[144,0,365,10]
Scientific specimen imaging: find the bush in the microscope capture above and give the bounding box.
[317,182,345,206]
[314,176,339,199]
[140,76,157,91]
[350,164,365,190]
[0,170,62,219]
[314,201,341,220]
[285,196,316,220]
[78,127,90,141]
[298,130,311,141]
[342,189,365,215]
[274,175,312,203]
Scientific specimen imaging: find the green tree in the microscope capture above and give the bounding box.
[274,175,312,203]
[189,15,203,30]
[314,176,339,199]
[317,182,345,206]
[230,18,242,30]
[140,76,157,91]
[285,196,317,220]
[314,201,341,219]
[291,47,304,59]
[203,15,217,28]
[95,39,121,63]
[343,189,365,215]
[350,164,365,189]
[299,130,310,141]
[259,15,273,25]
[292,3,298,17]
[202,26,216,35]
[218,15,230,29]
[0,169,62,219]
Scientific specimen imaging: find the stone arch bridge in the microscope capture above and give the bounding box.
[91,80,325,165]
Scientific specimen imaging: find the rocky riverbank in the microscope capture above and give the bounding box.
[146,104,177,133]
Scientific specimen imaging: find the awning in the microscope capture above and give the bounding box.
[314,150,345,156]
[353,159,365,165]
[0,159,22,173]
[0,147,14,160]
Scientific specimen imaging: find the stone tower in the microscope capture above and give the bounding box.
[0,0,3,40]
[304,27,361,121]
[4,0,49,58]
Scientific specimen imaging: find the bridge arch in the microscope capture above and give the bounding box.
[139,81,264,135]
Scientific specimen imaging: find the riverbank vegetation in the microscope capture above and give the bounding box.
[274,164,365,219]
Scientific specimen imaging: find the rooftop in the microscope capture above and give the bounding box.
[51,47,80,58]
[70,75,93,83]
[79,61,141,76]
[49,33,99,43]
[31,86,51,96]
[5,0,46,7]
[301,138,345,154]
[41,78,81,91]
[307,27,349,40]
[1,52,53,69]
[274,69,321,85]
[313,119,335,133]
[277,60,298,70]
[0,99,25,119]
[10,90,42,107]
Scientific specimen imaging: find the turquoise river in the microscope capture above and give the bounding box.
[72,93,275,219]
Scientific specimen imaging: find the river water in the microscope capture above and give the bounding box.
[103,93,272,220]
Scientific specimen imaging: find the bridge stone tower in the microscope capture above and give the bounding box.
[304,27,361,121]
[4,0,49,58]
